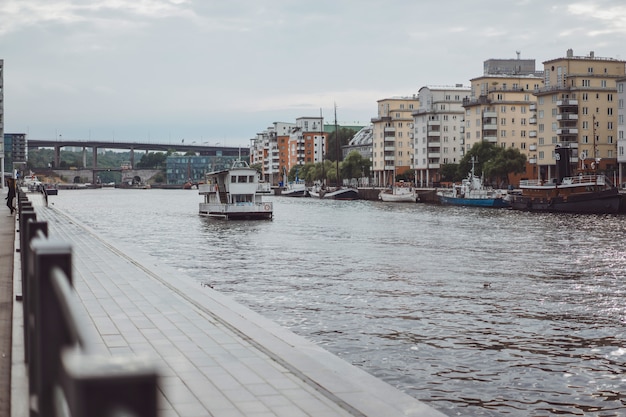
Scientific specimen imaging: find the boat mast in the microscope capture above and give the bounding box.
[320,108,325,187]
[334,103,340,187]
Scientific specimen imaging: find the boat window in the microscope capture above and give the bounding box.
[231,175,238,183]
[249,176,255,182]
[238,176,248,183]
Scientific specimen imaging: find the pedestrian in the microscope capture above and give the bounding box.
[5,177,16,215]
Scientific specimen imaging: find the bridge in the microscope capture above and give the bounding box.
[27,139,249,170]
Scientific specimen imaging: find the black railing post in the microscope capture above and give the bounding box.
[30,237,72,417]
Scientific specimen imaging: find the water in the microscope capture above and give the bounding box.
[49,189,626,416]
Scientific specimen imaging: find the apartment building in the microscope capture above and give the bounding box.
[413,85,469,187]
[288,116,326,168]
[535,49,626,180]
[618,77,626,185]
[463,59,544,181]
[250,122,295,185]
[371,96,419,186]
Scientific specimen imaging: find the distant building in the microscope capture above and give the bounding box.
[4,133,27,173]
[371,96,419,186]
[342,125,372,160]
[413,85,469,187]
[535,49,626,180]
[289,116,326,168]
[166,152,249,185]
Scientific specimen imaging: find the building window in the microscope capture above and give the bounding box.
[539,151,544,159]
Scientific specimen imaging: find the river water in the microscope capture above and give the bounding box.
[48,189,626,417]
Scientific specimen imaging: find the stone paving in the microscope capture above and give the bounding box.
[8,190,446,417]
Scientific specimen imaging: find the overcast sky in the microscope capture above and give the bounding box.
[1,0,625,147]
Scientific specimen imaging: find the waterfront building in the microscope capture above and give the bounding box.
[288,116,326,168]
[535,49,626,181]
[463,56,544,182]
[616,77,626,186]
[342,124,372,160]
[412,85,469,187]
[250,122,295,185]
[371,96,419,187]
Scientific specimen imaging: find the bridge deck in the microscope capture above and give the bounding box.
[10,191,445,417]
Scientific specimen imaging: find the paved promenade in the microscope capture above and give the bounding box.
[3,188,446,417]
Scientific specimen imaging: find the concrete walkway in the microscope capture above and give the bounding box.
[7,190,446,417]
[0,187,15,417]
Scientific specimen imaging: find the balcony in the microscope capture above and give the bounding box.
[529,104,537,111]
[529,131,537,138]
[529,117,537,124]
[384,155,395,161]
[557,99,578,106]
[529,144,537,151]
[557,113,578,121]
[528,157,537,164]
[428,119,441,126]
[384,146,395,152]
[483,136,497,143]
[384,127,396,133]
[557,128,579,135]
[427,130,441,137]
[428,152,441,158]
[483,111,497,118]
[483,124,497,130]
[427,140,441,147]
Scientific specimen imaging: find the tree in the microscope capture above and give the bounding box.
[341,151,371,181]
[440,163,461,182]
[483,147,527,186]
[458,142,500,178]
[326,127,359,161]
[136,152,166,169]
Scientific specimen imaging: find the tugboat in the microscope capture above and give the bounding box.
[508,143,621,214]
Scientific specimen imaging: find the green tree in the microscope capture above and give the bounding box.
[326,127,359,161]
[136,152,166,169]
[483,147,527,186]
[458,142,500,178]
[440,163,461,182]
[341,151,371,180]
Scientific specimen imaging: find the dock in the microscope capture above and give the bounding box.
[1,187,445,417]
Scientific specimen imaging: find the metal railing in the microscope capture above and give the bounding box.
[17,189,159,417]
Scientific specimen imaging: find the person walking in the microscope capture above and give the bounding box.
[5,178,16,214]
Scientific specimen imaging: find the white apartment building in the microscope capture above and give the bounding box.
[250,121,295,185]
[288,117,325,168]
[371,97,419,186]
[413,85,469,187]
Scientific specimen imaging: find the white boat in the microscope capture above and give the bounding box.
[282,179,308,197]
[280,168,308,197]
[198,160,273,220]
[256,181,273,194]
[379,186,418,203]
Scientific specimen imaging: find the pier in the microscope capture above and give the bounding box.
[0,187,445,417]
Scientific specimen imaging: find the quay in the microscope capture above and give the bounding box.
[0,186,446,417]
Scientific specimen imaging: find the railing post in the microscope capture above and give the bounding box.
[22,219,47,364]
[61,352,159,417]
[30,237,72,417]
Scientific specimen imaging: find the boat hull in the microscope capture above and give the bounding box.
[323,188,359,200]
[281,189,308,197]
[508,190,621,214]
[199,202,273,220]
[439,195,510,208]
[379,191,417,203]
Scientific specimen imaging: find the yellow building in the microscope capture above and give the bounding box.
[463,72,544,180]
[371,96,419,186]
[535,49,626,180]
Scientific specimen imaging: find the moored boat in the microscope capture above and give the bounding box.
[379,185,418,203]
[437,159,509,208]
[507,145,621,214]
[198,160,273,220]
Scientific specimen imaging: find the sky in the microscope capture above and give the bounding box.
[1,0,626,148]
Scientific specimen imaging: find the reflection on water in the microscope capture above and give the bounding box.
[51,189,626,417]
